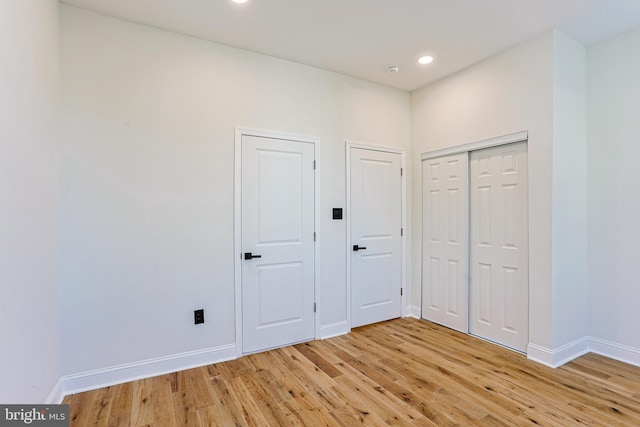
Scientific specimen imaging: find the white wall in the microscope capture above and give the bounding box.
[59,5,411,377]
[588,26,640,359]
[411,33,556,351]
[0,0,61,402]
[0,0,634,400]
[551,32,589,349]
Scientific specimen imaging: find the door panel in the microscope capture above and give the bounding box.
[469,142,528,352]
[350,148,402,328]
[241,135,315,354]
[256,262,303,327]
[421,153,469,332]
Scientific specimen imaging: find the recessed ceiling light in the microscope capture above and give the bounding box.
[388,65,400,73]
[232,0,248,3]
[418,56,434,65]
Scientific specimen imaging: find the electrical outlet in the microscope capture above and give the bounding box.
[194,309,204,325]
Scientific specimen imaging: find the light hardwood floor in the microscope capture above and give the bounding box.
[63,318,640,426]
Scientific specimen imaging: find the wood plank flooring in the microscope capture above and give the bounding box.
[63,318,640,426]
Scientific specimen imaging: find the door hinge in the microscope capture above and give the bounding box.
[401,228,403,237]
[400,288,403,296]
[314,232,316,242]
[400,167,403,176]
[314,302,317,313]
[313,160,316,170]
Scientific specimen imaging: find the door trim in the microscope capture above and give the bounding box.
[421,131,528,160]
[234,127,321,357]
[345,141,407,330]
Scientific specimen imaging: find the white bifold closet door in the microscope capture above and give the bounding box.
[421,153,469,333]
[469,142,528,352]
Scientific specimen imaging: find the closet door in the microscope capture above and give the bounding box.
[422,153,469,333]
[469,142,528,352]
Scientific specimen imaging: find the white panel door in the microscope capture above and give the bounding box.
[469,142,528,352]
[350,148,402,328]
[422,153,469,333]
[241,135,315,354]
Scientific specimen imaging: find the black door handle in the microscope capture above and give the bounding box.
[244,252,262,260]
[353,245,367,252]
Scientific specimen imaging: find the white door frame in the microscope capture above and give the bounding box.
[234,127,321,357]
[346,141,407,330]
[421,131,528,161]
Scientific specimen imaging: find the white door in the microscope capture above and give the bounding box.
[350,148,402,328]
[422,153,469,333]
[469,142,528,352]
[241,135,315,354]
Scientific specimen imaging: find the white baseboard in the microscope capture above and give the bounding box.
[46,378,65,404]
[404,305,421,319]
[527,337,590,368]
[320,321,349,339]
[61,344,236,397]
[527,343,556,368]
[528,336,640,369]
[589,337,640,368]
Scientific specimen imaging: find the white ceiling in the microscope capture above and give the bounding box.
[61,0,640,91]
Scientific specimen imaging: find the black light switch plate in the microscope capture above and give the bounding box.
[333,208,343,220]
[194,309,204,325]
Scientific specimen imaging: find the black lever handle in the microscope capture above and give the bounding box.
[353,245,367,252]
[244,252,262,260]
